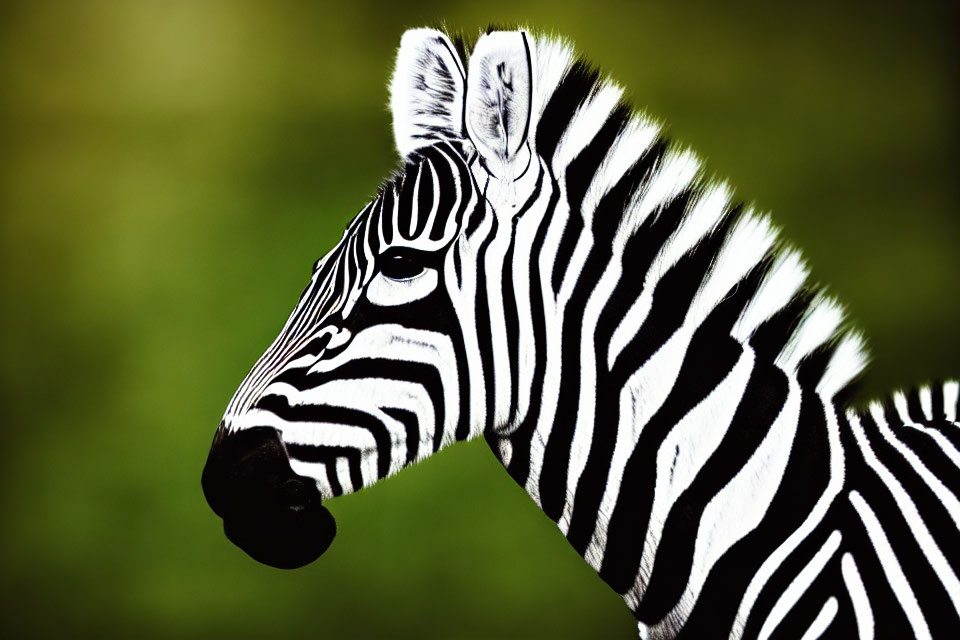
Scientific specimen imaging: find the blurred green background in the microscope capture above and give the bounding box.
[1,1,956,638]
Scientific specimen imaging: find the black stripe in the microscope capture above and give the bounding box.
[398,159,420,241]
[446,141,476,229]
[472,212,499,433]
[678,395,834,637]
[256,394,393,481]
[490,163,558,486]
[882,402,960,496]
[425,146,458,241]
[831,520,906,637]
[592,153,682,359]
[609,205,740,382]
[272,357,446,454]
[414,157,435,238]
[931,382,946,421]
[797,340,838,391]
[284,443,361,496]
[324,460,344,497]
[551,208,582,294]
[860,410,960,575]
[288,332,333,362]
[768,561,853,639]
[534,60,600,164]
[378,187,395,246]
[905,387,927,424]
[383,407,419,466]
[502,168,546,429]
[748,290,814,362]
[636,349,786,621]
[551,104,632,294]
[596,332,743,593]
[539,106,641,521]
[740,392,833,638]
[635,363,788,620]
[846,410,958,636]
[560,152,682,549]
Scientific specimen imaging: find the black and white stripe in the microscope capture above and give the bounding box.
[213,27,959,638]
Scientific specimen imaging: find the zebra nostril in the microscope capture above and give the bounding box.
[281,478,314,513]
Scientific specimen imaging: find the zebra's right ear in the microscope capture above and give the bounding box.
[390,29,467,159]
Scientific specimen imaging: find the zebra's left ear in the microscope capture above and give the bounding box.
[464,31,534,174]
[390,29,467,159]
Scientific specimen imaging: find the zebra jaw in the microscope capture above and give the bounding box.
[202,425,336,569]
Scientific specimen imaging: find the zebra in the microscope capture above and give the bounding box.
[201,27,959,639]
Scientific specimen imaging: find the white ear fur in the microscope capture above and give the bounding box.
[390,29,467,159]
[465,31,534,171]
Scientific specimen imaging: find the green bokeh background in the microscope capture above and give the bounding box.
[1,1,957,638]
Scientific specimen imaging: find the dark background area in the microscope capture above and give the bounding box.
[1,1,957,638]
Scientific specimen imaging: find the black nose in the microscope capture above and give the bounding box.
[202,425,336,569]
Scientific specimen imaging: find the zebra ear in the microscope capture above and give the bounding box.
[390,29,467,159]
[464,31,533,171]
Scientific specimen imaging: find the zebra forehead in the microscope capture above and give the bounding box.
[306,142,475,295]
[368,141,476,253]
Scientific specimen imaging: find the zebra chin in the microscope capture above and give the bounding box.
[201,424,336,570]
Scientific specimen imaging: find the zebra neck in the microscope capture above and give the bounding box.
[481,62,869,627]
[485,147,856,631]
[490,324,843,634]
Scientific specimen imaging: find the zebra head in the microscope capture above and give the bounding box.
[203,29,548,568]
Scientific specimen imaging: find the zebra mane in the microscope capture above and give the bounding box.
[477,28,871,404]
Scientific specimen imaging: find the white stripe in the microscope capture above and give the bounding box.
[869,403,960,531]
[409,161,422,236]
[650,184,730,288]
[607,185,729,370]
[585,326,693,572]
[613,149,700,252]
[505,160,552,433]
[894,391,960,469]
[848,490,931,640]
[944,381,959,423]
[581,116,658,220]
[800,597,838,640]
[758,530,842,640]
[445,185,487,439]
[607,288,653,370]
[906,423,960,470]
[528,36,574,131]
[482,197,518,428]
[419,159,441,238]
[559,254,622,533]
[731,397,845,639]
[686,212,776,329]
[634,348,755,602]
[816,331,869,400]
[847,411,960,617]
[552,83,622,172]
[664,367,799,627]
[841,553,874,640]
[775,297,845,373]
[732,248,807,342]
[919,386,934,421]
[289,459,334,498]
[335,456,354,495]
[437,148,465,244]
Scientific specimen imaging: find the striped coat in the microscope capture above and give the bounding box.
[202,27,959,638]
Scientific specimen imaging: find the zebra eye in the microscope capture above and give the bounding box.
[380,251,426,281]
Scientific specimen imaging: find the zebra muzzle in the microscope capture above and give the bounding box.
[202,425,336,569]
